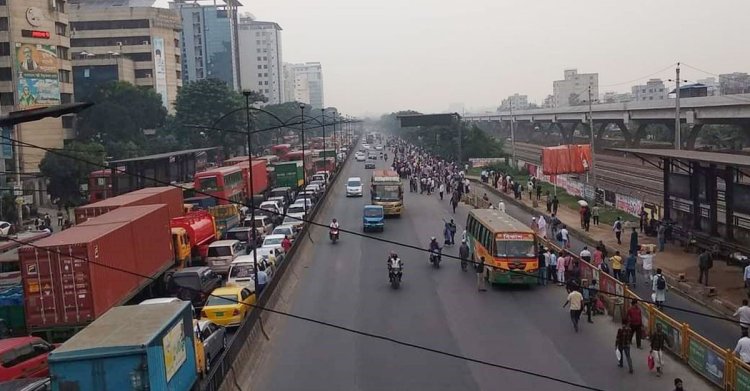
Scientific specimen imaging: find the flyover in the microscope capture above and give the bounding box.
[465,94,750,149]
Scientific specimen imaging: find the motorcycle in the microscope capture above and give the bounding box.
[429,248,442,269]
[329,228,339,244]
[389,264,403,289]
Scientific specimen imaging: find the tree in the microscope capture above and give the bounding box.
[39,141,106,208]
[75,81,167,158]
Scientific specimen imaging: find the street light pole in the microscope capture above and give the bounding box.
[242,91,260,297]
[299,104,308,216]
[321,108,326,174]
[588,85,596,187]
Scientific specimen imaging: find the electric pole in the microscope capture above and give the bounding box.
[675,62,681,150]
[509,104,516,169]
[588,85,596,187]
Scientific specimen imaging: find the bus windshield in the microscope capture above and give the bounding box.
[373,185,400,201]
[495,240,535,258]
[198,176,219,192]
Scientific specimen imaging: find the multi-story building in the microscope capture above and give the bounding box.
[631,78,667,101]
[282,62,295,103]
[552,69,598,107]
[719,72,750,95]
[170,0,238,89]
[237,18,283,103]
[0,0,74,192]
[69,0,183,112]
[286,62,323,109]
[498,93,528,111]
[697,77,719,96]
[542,94,555,108]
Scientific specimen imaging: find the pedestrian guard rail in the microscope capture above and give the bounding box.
[462,186,745,390]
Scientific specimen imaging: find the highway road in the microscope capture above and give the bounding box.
[247,148,690,391]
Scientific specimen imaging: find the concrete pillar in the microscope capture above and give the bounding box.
[725,167,735,240]
[685,123,704,150]
[558,123,577,144]
[663,158,671,221]
[631,122,649,147]
[614,121,633,146]
[688,162,702,230]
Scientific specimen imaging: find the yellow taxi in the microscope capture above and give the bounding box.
[200,286,255,327]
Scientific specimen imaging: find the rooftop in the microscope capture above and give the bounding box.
[609,148,750,168]
[110,147,218,164]
[69,0,172,8]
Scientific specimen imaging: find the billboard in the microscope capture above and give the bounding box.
[15,43,60,108]
[152,37,168,109]
[162,321,187,381]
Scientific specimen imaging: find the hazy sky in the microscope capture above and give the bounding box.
[242,0,749,116]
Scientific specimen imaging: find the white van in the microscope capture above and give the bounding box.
[206,240,245,275]
[227,254,275,290]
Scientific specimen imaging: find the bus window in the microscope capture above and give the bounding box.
[496,240,536,258]
[199,176,219,192]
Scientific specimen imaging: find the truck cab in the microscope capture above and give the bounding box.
[171,227,192,269]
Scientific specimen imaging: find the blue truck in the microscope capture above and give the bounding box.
[48,302,198,391]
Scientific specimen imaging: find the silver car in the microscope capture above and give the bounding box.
[198,320,227,371]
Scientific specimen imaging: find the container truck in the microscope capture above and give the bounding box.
[20,205,175,342]
[171,210,218,263]
[272,161,304,189]
[74,186,184,224]
[235,159,269,197]
[48,302,198,391]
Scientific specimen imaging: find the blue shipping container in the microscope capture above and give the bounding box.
[48,302,197,391]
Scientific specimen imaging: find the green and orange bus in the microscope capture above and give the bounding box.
[466,209,538,285]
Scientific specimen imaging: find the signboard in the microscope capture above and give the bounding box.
[15,43,60,108]
[162,321,187,381]
[654,317,682,356]
[615,193,642,217]
[688,339,725,386]
[469,158,504,168]
[496,233,534,240]
[735,362,750,391]
[152,37,168,109]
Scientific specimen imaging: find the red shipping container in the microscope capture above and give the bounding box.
[74,186,183,224]
[21,205,174,332]
[541,144,592,175]
[235,159,269,195]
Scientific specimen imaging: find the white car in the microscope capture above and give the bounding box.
[272,224,296,239]
[375,145,383,151]
[293,197,314,210]
[259,234,286,257]
[355,152,366,161]
[283,204,307,231]
[259,200,282,215]
[346,177,363,197]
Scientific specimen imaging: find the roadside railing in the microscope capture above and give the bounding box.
[463,185,742,390]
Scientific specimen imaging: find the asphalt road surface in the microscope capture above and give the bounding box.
[250,150,695,391]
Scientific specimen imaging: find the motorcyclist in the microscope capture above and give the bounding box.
[387,251,403,281]
[329,218,339,240]
[459,239,470,271]
[429,237,442,263]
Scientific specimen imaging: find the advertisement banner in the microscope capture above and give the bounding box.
[615,193,642,217]
[15,43,60,108]
[153,37,168,109]
[655,316,682,356]
[469,158,504,168]
[688,338,725,386]
[735,361,750,391]
[162,321,187,381]
[1,127,11,158]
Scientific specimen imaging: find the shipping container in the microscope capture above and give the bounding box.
[541,144,592,175]
[74,186,184,224]
[272,161,304,189]
[49,302,197,391]
[20,205,174,341]
[235,159,269,196]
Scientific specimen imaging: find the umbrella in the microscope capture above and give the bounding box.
[577,200,589,207]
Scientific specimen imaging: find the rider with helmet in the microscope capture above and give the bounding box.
[387,251,403,282]
[329,218,340,241]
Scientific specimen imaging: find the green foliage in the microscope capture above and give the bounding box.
[698,124,746,150]
[39,141,106,208]
[75,81,166,158]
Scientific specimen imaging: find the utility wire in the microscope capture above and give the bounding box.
[5,233,603,391]
[6,133,745,327]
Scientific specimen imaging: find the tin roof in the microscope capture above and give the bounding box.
[609,148,750,168]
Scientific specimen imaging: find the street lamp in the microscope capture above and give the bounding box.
[286,106,327,216]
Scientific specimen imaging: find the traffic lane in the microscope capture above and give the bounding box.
[255,158,615,391]
[482,187,739,349]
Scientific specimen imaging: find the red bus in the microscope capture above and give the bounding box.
[193,166,245,205]
[87,168,126,203]
[271,144,291,159]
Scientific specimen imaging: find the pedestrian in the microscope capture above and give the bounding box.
[547,248,558,284]
[546,195,552,213]
[43,214,51,228]
[476,256,487,292]
[256,265,269,294]
[498,201,506,213]
[451,192,459,214]
[629,227,639,255]
[527,180,533,199]
[626,299,643,349]
[745,263,750,290]
[560,225,570,249]
[584,279,597,323]
[625,251,637,286]
[613,217,623,245]
[563,286,584,332]
[448,218,457,245]
[639,249,654,285]
[551,195,559,214]
[536,215,547,239]
[592,204,600,226]
[650,323,671,376]
[536,184,542,201]
[538,247,547,286]
[593,246,603,268]
[579,246,592,263]
[531,217,538,235]
[583,206,591,232]
[639,207,647,233]
[657,223,666,252]
[611,251,623,281]
[56,210,63,227]
[281,236,292,253]
[673,378,684,391]
[698,248,713,286]
[550,213,560,237]
[735,299,750,336]
[556,250,566,286]
[653,268,668,310]
[439,182,445,200]
[615,322,634,374]
[735,331,750,365]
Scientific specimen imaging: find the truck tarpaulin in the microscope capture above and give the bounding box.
[541,145,592,175]
[21,205,174,332]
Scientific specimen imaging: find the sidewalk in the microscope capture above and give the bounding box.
[470,176,743,317]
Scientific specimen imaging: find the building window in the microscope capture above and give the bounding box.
[0,17,7,31]
[71,36,152,47]
[256,40,260,44]
[264,81,268,85]
[58,69,71,83]
[263,65,267,69]
[0,93,12,106]
[54,0,65,12]
[0,43,9,56]
[57,46,69,60]
[257,73,262,77]
[258,82,262,86]
[55,22,67,37]
[0,68,10,81]
[257,65,262,69]
[134,69,152,78]
[62,115,74,129]
[176,70,181,79]
[60,93,73,103]
[256,32,260,36]
[0,0,6,5]
[71,20,150,31]
[257,56,261,61]
[256,49,261,53]
[129,52,152,62]
[263,73,268,77]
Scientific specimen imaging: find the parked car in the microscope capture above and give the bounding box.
[200,286,255,327]
[296,191,317,205]
[365,162,376,169]
[267,196,288,212]
[310,180,326,193]
[269,187,295,206]
[258,234,286,258]
[375,145,383,151]
[286,203,308,216]
[346,177,363,197]
[138,297,183,305]
[355,152,366,161]
[311,174,327,186]
[197,320,227,372]
[271,224,296,240]
[225,226,254,245]
[0,337,55,381]
[167,267,223,308]
[243,215,274,237]
[314,171,330,183]
[206,240,246,275]
[227,254,275,290]
[259,200,283,220]
[305,184,322,197]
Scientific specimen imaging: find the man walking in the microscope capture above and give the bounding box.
[584,279,597,323]
[611,251,623,281]
[625,299,644,349]
[698,248,713,286]
[592,204,600,226]
[734,299,750,336]
[579,246,592,263]
[657,223,666,252]
[560,225,570,249]
[551,195,559,214]
[613,217,623,245]
[476,256,487,292]
[653,268,668,310]
[615,322,634,374]
[625,251,637,286]
[639,249,654,286]
[538,247,547,286]
[438,182,445,200]
[563,286,584,332]
[629,227,639,255]
[547,248,558,284]
[650,323,671,376]
[734,331,750,365]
